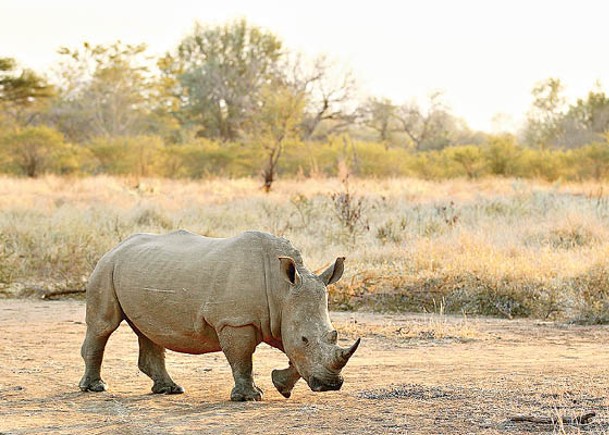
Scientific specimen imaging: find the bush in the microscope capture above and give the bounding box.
[516,149,567,180]
[158,140,263,178]
[3,129,609,181]
[571,264,609,324]
[87,135,163,177]
[0,126,75,177]
[571,142,609,180]
[443,145,485,179]
[483,134,521,176]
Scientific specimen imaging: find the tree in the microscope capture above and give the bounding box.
[153,54,184,143]
[394,92,457,151]
[287,54,358,140]
[1,126,71,177]
[359,97,397,145]
[523,78,566,150]
[51,41,154,142]
[0,57,54,128]
[164,19,283,141]
[558,84,609,149]
[247,82,305,191]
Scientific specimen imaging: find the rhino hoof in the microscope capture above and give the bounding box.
[231,386,263,402]
[79,379,107,392]
[152,383,185,395]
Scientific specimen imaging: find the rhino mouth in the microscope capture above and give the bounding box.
[308,375,344,392]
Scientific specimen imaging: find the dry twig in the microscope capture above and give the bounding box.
[510,412,596,425]
[40,288,85,299]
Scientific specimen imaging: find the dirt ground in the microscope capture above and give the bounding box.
[1,300,609,434]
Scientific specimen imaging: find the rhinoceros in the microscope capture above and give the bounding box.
[79,230,360,401]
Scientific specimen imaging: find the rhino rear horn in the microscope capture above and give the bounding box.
[333,337,361,370]
[319,257,345,286]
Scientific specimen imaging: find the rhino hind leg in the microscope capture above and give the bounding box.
[136,333,184,395]
[79,317,122,392]
[79,329,115,392]
[218,325,263,401]
[79,263,123,393]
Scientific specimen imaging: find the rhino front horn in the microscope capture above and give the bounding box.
[333,337,361,370]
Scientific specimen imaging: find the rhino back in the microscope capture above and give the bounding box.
[110,230,286,353]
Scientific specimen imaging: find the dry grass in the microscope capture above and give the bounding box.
[2,175,609,322]
[335,305,482,343]
[336,315,481,343]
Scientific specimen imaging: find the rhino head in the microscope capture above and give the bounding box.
[274,256,360,397]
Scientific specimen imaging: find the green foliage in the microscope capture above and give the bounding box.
[7,21,609,179]
[87,135,163,177]
[483,134,521,176]
[523,77,566,150]
[0,57,54,128]
[158,140,261,178]
[53,41,153,142]
[0,58,53,105]
[351,141,412,177]
[408,150,453,179]
[168,19,283,141]
[517,149,561,180]
[571,141,609,180]
[556,88,609,148]
[523,78,609,150]
[444,145,485,179]
[1,129,609,181]
[0,126,72,177]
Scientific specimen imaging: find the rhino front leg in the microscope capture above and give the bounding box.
[218,325,263,401]
[271,362,301,398]
[137,334,184,395]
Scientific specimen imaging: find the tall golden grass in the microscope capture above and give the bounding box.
[1,175,608,322]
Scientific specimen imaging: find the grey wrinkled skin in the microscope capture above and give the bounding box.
[79,230,360,401]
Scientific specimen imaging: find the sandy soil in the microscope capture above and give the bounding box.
[1,300,609,434]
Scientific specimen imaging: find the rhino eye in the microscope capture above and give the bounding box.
[301,336,309,345]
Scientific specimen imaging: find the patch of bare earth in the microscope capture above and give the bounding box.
[1,300,609,434]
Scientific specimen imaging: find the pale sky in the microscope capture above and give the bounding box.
[2,0,608,132]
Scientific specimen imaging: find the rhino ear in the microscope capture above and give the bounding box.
[319,257,345,286]
[278,257,301,286]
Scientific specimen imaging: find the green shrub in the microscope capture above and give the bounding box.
[2,129,609,181]
[87,135,163,177]
[443,145,485,179]
[483,134,521,176]
[571,142,609,180]
[0,126,75,177]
